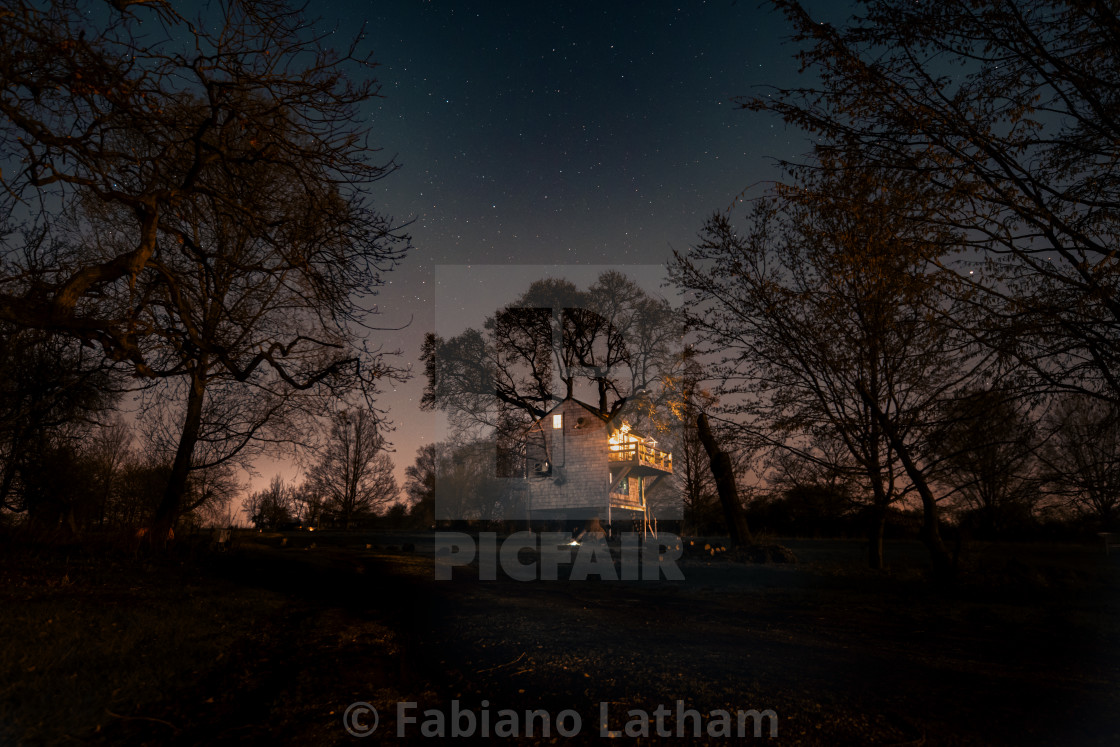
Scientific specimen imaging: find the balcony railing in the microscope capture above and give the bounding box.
[608,442,673,472]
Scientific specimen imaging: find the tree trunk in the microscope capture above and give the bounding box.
[891,433,954,580]
[866,473,889,570]
[865,405,888,570]
[696,413,752,546]
[916,481,955,582]
[855,381,954,581]
[151,368,206,541]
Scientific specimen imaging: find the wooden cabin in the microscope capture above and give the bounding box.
[524,397,673,530]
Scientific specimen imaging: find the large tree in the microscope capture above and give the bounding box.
[2,0,410,536]
[1,0,403,359]
[749,0,1120,401]
[421,271,683,525]
[659,350,753,542]
[672,165,984,576]
[422,271,679,439]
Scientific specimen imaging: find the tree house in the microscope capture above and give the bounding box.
[524,397,673,532]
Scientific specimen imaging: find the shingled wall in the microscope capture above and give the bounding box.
[528,399,611,513]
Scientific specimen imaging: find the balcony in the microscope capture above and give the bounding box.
[608,441,673,474]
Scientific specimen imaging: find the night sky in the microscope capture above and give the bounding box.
[256,0,854,494]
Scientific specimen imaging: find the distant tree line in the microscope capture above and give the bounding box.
[0,375,408,536]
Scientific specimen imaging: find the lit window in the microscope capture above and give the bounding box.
[552,414,563,429]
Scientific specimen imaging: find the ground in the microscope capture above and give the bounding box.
[1,532,1118,745]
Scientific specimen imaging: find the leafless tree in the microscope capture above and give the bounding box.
[2,0,406,357]
[402,443,444,528]
[290,480,326,528]
[659,353,724,535]
[179,461,243,529]
[422,271,681,494]
[85,415,133,528]
[2,0,410,537]
[672,165,987,577]
[422,272,679,433]
[748,0,1120,402]
[930,387,1041,537]
[309,408,398,527]
[1038,395,1120,531]
[244,474,294,530]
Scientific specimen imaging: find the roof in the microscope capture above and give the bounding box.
[538,396,608,422]
[537,396,649,433]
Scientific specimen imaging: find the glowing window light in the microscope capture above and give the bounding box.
[552,414,563,429]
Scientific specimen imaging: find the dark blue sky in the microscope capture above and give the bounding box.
[259,0,854,489]
[360,1,831,267]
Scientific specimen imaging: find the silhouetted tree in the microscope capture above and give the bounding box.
[697,412,752,547]
[85,416,133,529]
[1,0,409,538]
[765,438,865,538]
[245,475,294,530]
[661,354,727,535]
[309,409,398,527]
[382,502,409,528]
[422,271,682,517]
[673,166,985,578]
[931,387,1041,538]
[1039,396,1120,531]
[179,462,242,529]
[109,456,169,529]
[0,327,120,520]
[291,481,326,528]
[1,0,406,357]
[750,0,1120,402]
[437,438,523,522]
[404,443,438,526]
[422,271,679,438]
